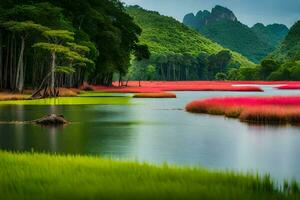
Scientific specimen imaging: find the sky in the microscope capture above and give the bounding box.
[121,0,300,27]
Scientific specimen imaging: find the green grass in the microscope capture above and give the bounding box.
[0,151,299,200]
[0,95,131,105]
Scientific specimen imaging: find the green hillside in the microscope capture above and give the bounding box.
[258,21,300,80]
[270,21,300,62]
[183,5,288,63]
[126,6,254,81]
[251,23,289,48]
[127,6,253,67]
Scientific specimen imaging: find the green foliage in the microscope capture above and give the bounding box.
[126,6,254,81]
[33,42,93,64]
[0,0,143,89]
[67,42,90,53]
[260,59,280,80]
[227,68,242,80]
[253,21,300,81]
[215,72,227,80]
[268,61,300,81]
[134,44,151,61]
[127,5,254,66]
[2,20,49,33]
[0,151,299,200]
[251,23,289,48]
[183,6,288,63]
[146,65,156,80]
[43,30,75,41]
[269,21,300,63]
[55,66,75,74]
[235,66,260,80]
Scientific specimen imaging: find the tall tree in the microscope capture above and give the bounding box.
[2,21,49,92]
[33,30,93,96]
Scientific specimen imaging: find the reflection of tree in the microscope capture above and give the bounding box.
[83,107,138,157]
[0,104,138,155]
[15,105,25,149]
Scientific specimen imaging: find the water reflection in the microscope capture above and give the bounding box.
[0,87,300,181]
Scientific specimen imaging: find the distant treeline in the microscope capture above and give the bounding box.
[129,50,236,81]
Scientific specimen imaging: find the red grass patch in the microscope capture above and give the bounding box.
[276,84,300,90]
[93,81,265,93]
[186,96,300,125]
[133,92,176,98]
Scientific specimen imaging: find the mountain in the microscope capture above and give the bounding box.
[184,5,237,28]
[127,6,254,68]
[183,5,288,63]
[251,23,289,47]
[269,21,300,62]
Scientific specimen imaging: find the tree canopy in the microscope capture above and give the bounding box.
[0,0,145,91]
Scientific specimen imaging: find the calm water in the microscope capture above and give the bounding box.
[1,86,300,181]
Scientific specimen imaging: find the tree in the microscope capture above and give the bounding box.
[37,30,74,91]
[134,44,150,61]
[0,0,144,90]
[33,30,93,97]
[128,59,156,86]
[215,72,227,80]
[146,64,156,80]
[238,67,260,80]
[227,68,241,80]
[260,59,280,80]
[215,50,232,72]
[2,21,49,92]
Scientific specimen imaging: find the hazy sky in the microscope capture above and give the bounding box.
[122,0,300,27]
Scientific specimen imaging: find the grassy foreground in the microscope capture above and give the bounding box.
[0,152,299,200]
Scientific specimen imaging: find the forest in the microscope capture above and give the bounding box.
[0,0,149,94]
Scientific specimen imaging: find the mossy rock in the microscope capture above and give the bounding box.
[34,114,68,126]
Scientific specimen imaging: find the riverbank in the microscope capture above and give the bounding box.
[1,81,300,102]
[0,88,81,101]
[0,151,299,200]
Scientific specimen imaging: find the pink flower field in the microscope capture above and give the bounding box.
[186,96,300,125]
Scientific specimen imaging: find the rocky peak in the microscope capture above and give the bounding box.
[210,5,237,22]
[252,23,265,29]
[183,5,238,29]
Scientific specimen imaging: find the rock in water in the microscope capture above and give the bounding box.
[34,114,68,126]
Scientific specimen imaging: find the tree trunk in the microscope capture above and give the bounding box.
[0,30,2,88]
[118,73,122,87]
[185,67,188,80]
[51,51,56,91]
[173,64,176,81]
[4,36,10,89]
[16,36,25,92]
[160,64,165,80]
